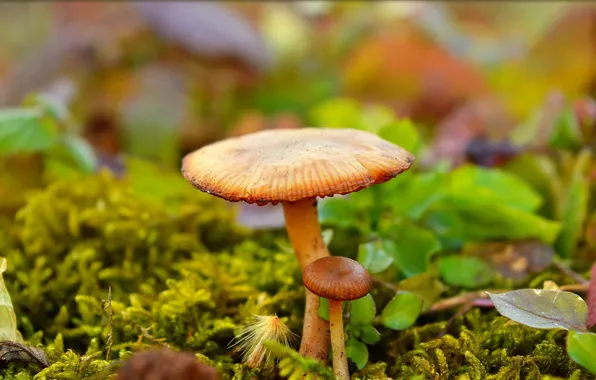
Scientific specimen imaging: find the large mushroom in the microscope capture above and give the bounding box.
[181,127,414,361]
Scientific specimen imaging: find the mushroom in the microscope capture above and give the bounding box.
[181,127,414,361]
[302,256,372,380]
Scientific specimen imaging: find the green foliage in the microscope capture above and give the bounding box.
[438,256,495,289]
[0,96,97,174]
[566,331,596,374]
[380,291,422,331]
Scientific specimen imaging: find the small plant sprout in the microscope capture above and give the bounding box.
[229,315,298,368]
[303,256,372,380]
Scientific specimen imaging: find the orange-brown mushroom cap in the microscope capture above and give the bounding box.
[181,128,414,205]
[302,256,372,301]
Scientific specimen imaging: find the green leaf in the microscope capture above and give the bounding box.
[438,256,494,289]
[391,169,448,220]
[504,154,560,218]
[357,240,393,274]
[0,107,58,154]
[567,330,596,374]
[318,297,329,321]
[555,149,590,258]
[423,208,464,251]
[377,119,422,154]
[386,224,440,278]
[359,325,381,345]
[397,272,446,312]
[488,289,588,332]
[59,135,98,174]
[345,338,368,370]
[349,294,376,326]
[380,291,422,330]
[447,201,561,245]
[549,107,583,150]
[318,198,360,230]
[448,165,542,212]
[0,257,21,342]
[321,229,334,246]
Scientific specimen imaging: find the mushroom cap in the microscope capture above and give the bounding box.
[303,256,372,301]
[181,128,414,205]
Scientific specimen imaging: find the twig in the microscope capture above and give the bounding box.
[553,260,589,284]
[425,283,589,314]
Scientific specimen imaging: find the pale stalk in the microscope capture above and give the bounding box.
[282,199,330,362]
[328,300,349,380]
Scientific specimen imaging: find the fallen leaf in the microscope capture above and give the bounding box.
[488,289,588,332]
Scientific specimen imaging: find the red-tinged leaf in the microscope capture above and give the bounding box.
[588,263,596,329]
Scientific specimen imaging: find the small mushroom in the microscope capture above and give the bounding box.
[303,256,372,380]
[181,127,414,361]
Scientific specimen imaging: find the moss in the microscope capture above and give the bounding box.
[385,309,592,379]
[0,172,593,379]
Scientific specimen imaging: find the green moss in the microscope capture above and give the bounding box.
[385,309,592,379]
[0,172,593,379]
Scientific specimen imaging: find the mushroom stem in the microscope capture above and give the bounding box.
[282,199,330,362]
[328,300,349,380]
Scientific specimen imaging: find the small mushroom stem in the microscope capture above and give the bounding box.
[328,299,349,380]
[282,198,330,362]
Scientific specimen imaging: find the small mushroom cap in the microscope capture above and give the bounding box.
[181,128,414,205]
[302,256,372,301]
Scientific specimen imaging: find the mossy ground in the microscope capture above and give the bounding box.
[0,171,593,380]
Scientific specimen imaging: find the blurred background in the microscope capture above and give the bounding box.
[0,1,594,209]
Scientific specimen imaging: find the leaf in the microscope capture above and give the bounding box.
[448,165,543,213]
[380,291,422,331]
[588,264,596,329]
[59,135,98,174]
[359,325,380,345]
[349,294,376,326]
[377,119,422,154]
[549,107,583,150]
[396,272,446,312]
[318,298,329,321]
[488,289,588,332]
[447,201,561,245]
[321,229,334,246]
[0,107,57,154]
[391,168,448,220]
[438,256,494,289]
[504,154,560,218]
[386,224,441,278]
[567,330,596,374]
[318,197,367,231]
[423,208,465,251]
[0,258,21,342]
[357,241,393,274]
[555,149,590,258]
[345,338,368,370]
